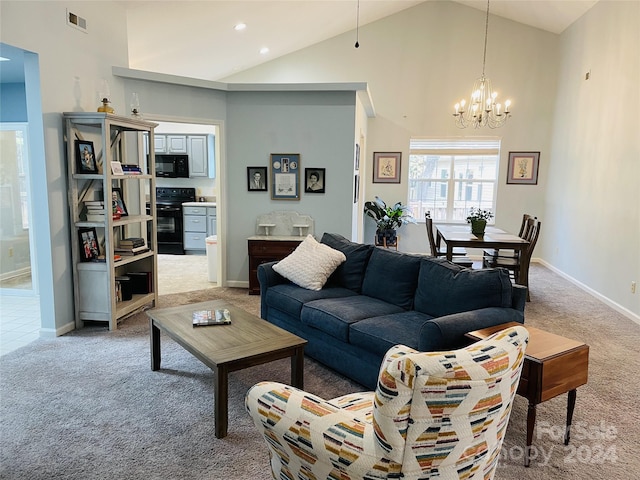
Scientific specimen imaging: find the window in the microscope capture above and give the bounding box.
[408,138,500,223]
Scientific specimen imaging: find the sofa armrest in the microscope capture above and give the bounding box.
[418,307,525,351]
[257,261,289,293]
[512,284,527,311]
[245,382,389,477]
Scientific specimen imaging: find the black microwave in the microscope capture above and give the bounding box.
[155,154,189,178]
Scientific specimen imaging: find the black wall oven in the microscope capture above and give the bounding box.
[153,187,196,254]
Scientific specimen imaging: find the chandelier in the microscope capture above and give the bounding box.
[453,0,511,129]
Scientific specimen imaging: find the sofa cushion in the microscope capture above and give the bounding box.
[301,296,404,342]
[414,257,513,317]
[361,248,423,310]
[265,284,357,319]
[321,233,374,293]
[349,311,435,357]
[273,235,346,291]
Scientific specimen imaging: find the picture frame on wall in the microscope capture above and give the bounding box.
[270,153,300,200]
[247,166,268,191]
[304,168,325,193]
[373,152,401,183]
[111,187,128,217]
[75,140,99,174]
[78,227,100,262]
[507,151,540,185]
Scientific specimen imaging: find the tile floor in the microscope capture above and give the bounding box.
[0,254,213,357]
[0,294,41,356]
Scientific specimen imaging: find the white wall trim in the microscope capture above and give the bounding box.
[538,259,640,327]
[40,320,75,338]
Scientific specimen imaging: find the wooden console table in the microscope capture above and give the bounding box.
[248,236,303,295]
[466,322,589,467]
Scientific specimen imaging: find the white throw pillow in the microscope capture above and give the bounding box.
[273,235,346,291]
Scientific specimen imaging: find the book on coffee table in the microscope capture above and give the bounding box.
[192,309,231,327]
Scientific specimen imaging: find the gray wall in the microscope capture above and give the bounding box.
[223,1,640,320]
[225,90,357,282]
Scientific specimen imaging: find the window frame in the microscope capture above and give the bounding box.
[408,138,501,224]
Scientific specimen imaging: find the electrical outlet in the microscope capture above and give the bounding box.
[632,281,637,294]
[8,247,13,257]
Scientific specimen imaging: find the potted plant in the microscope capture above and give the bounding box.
[466,207,494,235]
[364,196,417,246]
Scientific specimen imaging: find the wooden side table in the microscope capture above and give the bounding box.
[247,237,303,295]
[466,322,589,467]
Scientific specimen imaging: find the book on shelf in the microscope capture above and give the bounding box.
[114,245,150,256]
[121,164,142,174]
[84,200,104,207]
[192,308,231,327]
[86,213,106,222]
[118,237,146,248]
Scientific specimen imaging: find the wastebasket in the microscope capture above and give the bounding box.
[206,235,217,282]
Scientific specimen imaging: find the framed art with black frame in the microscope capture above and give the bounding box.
[111,187,128,216]
[78,227,100,262]
[373,152,401,183]
[305,168,325,193]
[507,151,540,185]
[75,139,99,174]
[247,166,268,191]
[270,153,300,200]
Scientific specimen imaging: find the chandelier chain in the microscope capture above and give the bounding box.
[452,0,512,129]
[481,0,490,77]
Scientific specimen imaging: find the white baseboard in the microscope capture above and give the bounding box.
[536,258,640,327]
[40,319,75,338]
[226,280,249,289]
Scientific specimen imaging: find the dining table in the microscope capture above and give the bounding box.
[435,224,531,286]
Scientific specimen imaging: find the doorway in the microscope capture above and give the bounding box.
[0,43,44,355]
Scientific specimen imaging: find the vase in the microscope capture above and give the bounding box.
[376,228,397,246]
[470,219,487,235]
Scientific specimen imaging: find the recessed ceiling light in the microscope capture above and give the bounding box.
[234,23,246,31]
[259,47,269,55]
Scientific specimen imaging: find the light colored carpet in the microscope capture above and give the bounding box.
[1,265,638,479]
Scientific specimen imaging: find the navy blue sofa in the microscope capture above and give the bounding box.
[258,232,526,389]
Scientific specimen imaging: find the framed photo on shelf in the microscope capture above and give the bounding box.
[111,187,128,216]
[78,227,100,262]
[247,166,268,191]
[270,153,300,200]
[75,140,99,174]
[507,151,540,185]
[305,168,325,193]
[373,152,401,183]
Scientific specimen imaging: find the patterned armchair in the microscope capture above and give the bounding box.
[245,325,528,480]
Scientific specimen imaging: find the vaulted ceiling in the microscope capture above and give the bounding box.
[123,0,598,81]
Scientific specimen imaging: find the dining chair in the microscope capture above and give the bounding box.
[483,213,534,261]
[424,214,473,268]
[483,218,541,301]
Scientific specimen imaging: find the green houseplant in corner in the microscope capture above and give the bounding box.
[466,207,494,235]
[364,196,417,246]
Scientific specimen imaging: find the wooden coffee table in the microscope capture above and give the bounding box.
[466,322,589,467]
[147,299,307,438]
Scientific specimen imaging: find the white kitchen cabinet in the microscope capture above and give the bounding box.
[207,207,217,236]
[187,135,208,177]
[166,135,187,153]
[183,205,207,252]
[64,112,158,331]
[154,135,167,153]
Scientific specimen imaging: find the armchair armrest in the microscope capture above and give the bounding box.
[418,307,525,351]
[245,382,391,478]
[257,261,288,294]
